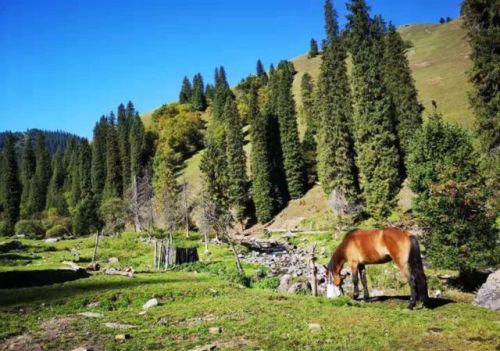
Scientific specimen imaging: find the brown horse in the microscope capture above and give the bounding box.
[326,228,429,309]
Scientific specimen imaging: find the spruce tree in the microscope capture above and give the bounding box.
[301,73,318,184]
[46,150,68,215]
[78,140,92,199]
[224,96,249,222]
[205,83,215,102]
[179,76,193,104]
[309,39,319,58]
[28,133,52,214]
[191,73,207,111]
[212,66,233,122]
[275,61,306,199]
[249,84,274,222]
[20,134,36,217]
[91,116,108,200]
[103,113,122,199]
[316,3,359,203]
[117,103,131,194]
[324,0,337,48]
[129,115,146,178]
[1,134,21,234]
[256,59,268,85]
[462,0,500,210]
[383,23,423,164]
[347,1,402,219]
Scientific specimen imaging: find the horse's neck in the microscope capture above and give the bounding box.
[333,251,345,274]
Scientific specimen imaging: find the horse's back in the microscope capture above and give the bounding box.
[342,228,411,264]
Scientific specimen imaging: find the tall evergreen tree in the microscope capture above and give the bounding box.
[103,113,122,199]
[191,73,207,111]
[347,1,402,219]
[205,83,215,102]
[117,103,132,194]
[1,134,21,233]
[46,150,68,215]
[179,76,193,104]
[316,3,359,203]
[256,59,268,85]
[20,134,36,217]
[462,0,500,210]
[78,140,92,199]
[324,0,337,48]
[129,115,146,178]
[212,66,233,122]
[383,23,423,164]
[275,61,306,199]
[249,84,274,222]
[224,96,249,222]
[301,73,316,134]
[309,38,319,58]
[91,116,108,199]
[28,133,52,214]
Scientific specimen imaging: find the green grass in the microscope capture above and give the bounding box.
[1,233,499,350]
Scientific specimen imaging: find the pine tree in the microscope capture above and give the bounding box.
[249,84,274,222]
[308,39,319,58]
[179,76,193,104]
[205,83,215,102]
[20,134,36,217]
[256,59,268,85]
[275,61,306,199]
[347,1,402,219]
[191,73,207,111]
[91,116,108,199]
[212,66,233,122]
[117,103,132,194]
[129,115,146,178]
[383,23,423,165]
[78,140,92,199]
[1,134,21,233]
[462,0,500,210]
[46,150,68,215]
[224,96,249,223]
[103,113,122,199]
[316,3,359,203]
[324,0,337,48]
[28,133,52,214]
[300,73,318,184]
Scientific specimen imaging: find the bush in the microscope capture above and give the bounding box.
[252,277,280,291]
[46,224,69,238]
[0,221,13,237]
[15,220,45,239]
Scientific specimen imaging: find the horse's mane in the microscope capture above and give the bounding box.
[327,229,359,272]
[343,228,359,240]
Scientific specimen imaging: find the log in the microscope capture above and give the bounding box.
[104,267,134,278]
[62,261,83,272]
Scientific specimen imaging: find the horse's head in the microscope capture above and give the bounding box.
[324,260,344,298]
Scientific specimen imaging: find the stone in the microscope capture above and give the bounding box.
[114,334,131,341]
[78,312,103,318]
[108,257,119,264]
[71,348,93,351]
[105,323,137,329]
[208,326,222,334]
[473,269,500,311]
[288,282,309,294]
[308,323,321,331]
[86,301,100,308]
[433,290,443,298]
[45,238,60,243]
[188,344,217,351]
[142,298,158,309]
[278,274,292,293]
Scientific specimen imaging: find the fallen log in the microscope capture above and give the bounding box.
[62,261,83,272]
[103,267,134,278]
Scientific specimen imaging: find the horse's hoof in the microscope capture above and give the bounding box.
[363,295,369,301]
[407,304,415,310]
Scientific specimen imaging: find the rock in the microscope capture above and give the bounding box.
[105,322,137,329]
[45,238,59,243]
[108,257,119,264]
[308,323,321,331]
[71,347,93,351]
[288,282,309,294]
[473,269,500,311]
[86,301,100,308]
[433,290,443,298]
[278,274,292,292]
[138,310,147,316]
[114,334,131,341]
[142,298,158,309]
[208,326,222,334]
[78,312,103,318]
[188,344,217,351]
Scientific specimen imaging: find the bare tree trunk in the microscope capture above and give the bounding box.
[92,230,100,263]
[228,240,244,274]
[203,230,209,253]
[308,244,318,297]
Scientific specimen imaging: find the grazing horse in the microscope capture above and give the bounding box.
[326,228,429,309]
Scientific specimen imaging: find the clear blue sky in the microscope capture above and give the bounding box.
[0,0,462,139]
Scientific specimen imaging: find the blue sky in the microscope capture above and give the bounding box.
[0,0,462,138]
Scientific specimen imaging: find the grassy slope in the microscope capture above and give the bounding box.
[1,235,498,351]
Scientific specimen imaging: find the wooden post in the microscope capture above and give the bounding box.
[153,240,158,269]
[308,244,318,297]
[157,241,163,270]
[92,230,100,263]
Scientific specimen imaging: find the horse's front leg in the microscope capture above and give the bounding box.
[359,264,369,300]
[351,264,360,299]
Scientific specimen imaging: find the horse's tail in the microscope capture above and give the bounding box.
[409,235,429,304]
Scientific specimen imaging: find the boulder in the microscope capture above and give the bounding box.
[45,238,60,243]
[473,269,500,311]
[288,282,309,294]
[78,312,103,318]
[142,298,158,309]
[278,274,292,293]
[108,257,119,264]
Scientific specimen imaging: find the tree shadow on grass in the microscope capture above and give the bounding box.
[0,272,210,306]
[362,295,454,309]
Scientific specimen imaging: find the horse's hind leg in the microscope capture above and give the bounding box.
[359,264,369,300]
[394,259,417,309]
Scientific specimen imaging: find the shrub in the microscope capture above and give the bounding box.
[252,277,280,291]
[46,224,69,238]
[0,221,13,237]
[15,220,45,239]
